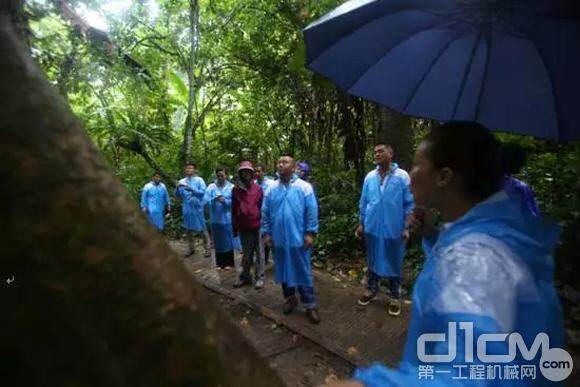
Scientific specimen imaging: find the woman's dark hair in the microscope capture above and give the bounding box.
[423,121,502,201]
[215,166,228,174]
[500,143,527,176]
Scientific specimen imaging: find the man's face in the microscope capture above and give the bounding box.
[240,169,253,182]
[216,171,226,184]
[277,156,295,177]
[374,145,392,165]
[255,166,264,180]
[184,165,196,176]
[152,174,161,184]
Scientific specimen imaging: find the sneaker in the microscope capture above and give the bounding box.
[282,296,298,315]
[233,278,252,288]
[305,308,321,324]
[388,298,402,316]
[254,279,265,289]
[357,291,377,306]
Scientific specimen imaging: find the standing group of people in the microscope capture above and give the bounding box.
[140,156,322,324]
[141,121,564,386]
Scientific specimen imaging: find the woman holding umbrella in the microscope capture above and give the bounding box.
[329,121,565,386]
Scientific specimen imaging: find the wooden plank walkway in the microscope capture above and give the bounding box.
[169,240,410,368]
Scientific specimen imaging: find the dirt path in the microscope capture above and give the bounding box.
[169,240,410,385]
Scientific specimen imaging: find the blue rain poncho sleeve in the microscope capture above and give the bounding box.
[140,185,148,210]
[354,234,549,387]
[359,175,370,224]
[401,177,414,218]
[203,185,213,207]
[260,188,272,236]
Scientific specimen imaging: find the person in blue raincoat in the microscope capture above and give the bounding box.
[205,166,236,269]
[261,154,321,324]
[140,171,171,231]
[327,122,564,387]
[175,162,211,257]
[356,143,414,316]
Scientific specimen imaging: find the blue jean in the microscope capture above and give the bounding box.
[282,283,316,309]
[367,271,401,299]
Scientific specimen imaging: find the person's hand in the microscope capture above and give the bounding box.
[262,234,272,248]
[304,233,314,248]
[402,228,411,242]
[167,206,171,213]
[355,223,364,239]
[406,207,425,233]
[142,207,148,213]
[216,195,225,203]
[406,207,439,237]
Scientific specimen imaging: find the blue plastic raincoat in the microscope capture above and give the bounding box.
[175,176,207,232]
[205,181,236,253]
[256,177,276,196]
[261,176,319,287]
[140,181,170,231]
[354,191,564,386]
[359,163,414,277]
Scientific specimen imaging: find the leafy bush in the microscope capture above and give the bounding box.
[313,169,363,261]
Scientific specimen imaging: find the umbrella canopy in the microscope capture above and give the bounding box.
[304,0,580,141]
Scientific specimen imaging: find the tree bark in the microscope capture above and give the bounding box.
[377,106,415,171]
[0,15,282,387]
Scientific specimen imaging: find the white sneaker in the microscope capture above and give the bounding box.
[254,279,265,289]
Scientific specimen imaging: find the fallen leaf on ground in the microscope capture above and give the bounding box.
[347,346,359,356]
[194,269,203,274]
[324,374,339,384]
[239,317,249,326]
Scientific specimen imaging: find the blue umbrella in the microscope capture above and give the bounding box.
[304,0,580,141]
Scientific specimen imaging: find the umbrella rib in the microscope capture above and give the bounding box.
[402,31,466,112]
[528,43,560,141]
[474,34,491,122]
[451,32,483,119]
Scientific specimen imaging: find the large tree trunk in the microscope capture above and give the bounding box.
[0,15,282,387]
[377,107,415,171]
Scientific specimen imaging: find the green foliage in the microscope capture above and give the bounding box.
[313,169,362,259]
[27,0,580,295]
[520,142,580,285]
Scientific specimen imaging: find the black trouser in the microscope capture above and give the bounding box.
[239,229,264,281]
